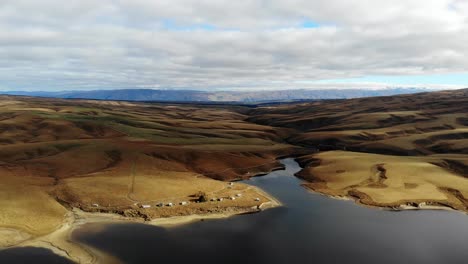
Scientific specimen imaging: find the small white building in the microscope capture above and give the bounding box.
[167,203,173,207]
[92,203,99,207]
[156,203,164,207]
[210,198,216,202]
[229,182,234,186]
[236,193,242,197]
[254,198,260,202]
[218,198,224,202]
[180,201,188,205]
[141,204,151,209]
[230,197,236,200]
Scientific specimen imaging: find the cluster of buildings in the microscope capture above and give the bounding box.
[91,183,262,210]
[139,201,189,209]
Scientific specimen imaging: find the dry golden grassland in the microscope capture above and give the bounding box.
[249,89,468,210]
[0,95,296,246]
[0,89,467,249]
[296,151,468,210]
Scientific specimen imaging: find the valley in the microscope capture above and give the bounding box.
[0,89,467,263]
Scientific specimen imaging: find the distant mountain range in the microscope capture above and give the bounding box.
[1,88,433,102]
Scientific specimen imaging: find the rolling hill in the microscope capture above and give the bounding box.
[248,88,468,210]
[0,88,467,251]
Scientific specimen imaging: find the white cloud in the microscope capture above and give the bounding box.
[0,0,467,90]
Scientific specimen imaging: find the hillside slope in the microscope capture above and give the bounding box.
[0,95,298,245]
[248,89,468,210]
[0,88,467,248]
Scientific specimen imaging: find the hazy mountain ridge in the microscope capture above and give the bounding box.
[1,88,432,102]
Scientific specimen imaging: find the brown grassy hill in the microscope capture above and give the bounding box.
[1,89,467,246]
[0,95,298,242]
[248,89,468,211]
[248,89,468,155]
[0,96,296,179]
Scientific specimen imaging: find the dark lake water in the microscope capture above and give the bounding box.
[0,247,73,264]
[4,158,468,264]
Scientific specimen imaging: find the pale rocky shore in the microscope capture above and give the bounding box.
[1,185,281,264]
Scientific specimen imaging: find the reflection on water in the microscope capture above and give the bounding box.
[0,247,73,264]
[73,159,468,264]
[6,159,468,264]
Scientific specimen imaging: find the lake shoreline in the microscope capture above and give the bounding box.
[0,158,286,264]
[300,183,462,214]
[3,156,466,264]
[2,186,281,264]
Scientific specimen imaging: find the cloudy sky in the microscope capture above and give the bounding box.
[1,0,467,91]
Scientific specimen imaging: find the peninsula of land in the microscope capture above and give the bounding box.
[0,88,467,263]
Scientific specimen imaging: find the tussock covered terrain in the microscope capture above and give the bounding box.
[0,95,297,249]
[0,88,467,256]
[249,89,468,211]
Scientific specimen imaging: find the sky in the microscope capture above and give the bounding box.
[1,0,468,91]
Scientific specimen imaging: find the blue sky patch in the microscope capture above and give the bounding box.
[301,20,320,28]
